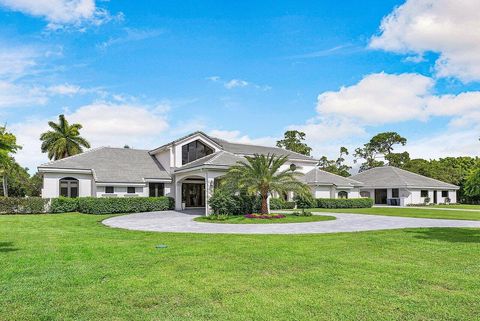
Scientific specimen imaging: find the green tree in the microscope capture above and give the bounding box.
[464,168,480,202]
[40,114,91,160]
[354,132,407,171]
[318,147,352,177]
[276,130,312,156]
[222,154,310,214]
[0,126,21,197]
[0,160,31,197]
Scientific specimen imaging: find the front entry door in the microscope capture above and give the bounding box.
[433,191,438,204]
[374,189,388,205]
[182,183,205,207]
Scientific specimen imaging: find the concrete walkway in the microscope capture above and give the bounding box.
[102,210,480,234]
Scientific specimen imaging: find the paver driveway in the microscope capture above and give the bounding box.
[102,210,480,234]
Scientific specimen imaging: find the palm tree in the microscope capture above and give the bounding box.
[222,153,310,214]
[0,126,21,197]
[40,115,91,161]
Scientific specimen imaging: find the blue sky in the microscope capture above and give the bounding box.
[1,0,479,172]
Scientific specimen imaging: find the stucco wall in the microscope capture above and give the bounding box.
[42,172,95,198]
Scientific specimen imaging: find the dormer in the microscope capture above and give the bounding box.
[149,131,223,172]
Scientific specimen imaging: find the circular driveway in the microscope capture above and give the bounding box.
[102,210,480,234]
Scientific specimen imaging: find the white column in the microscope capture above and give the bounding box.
[205,172,215,216]
[175,178,183,211]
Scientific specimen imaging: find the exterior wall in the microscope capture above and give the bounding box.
[42,172,94,198]
[312,186,334,198]
[359,188,458,206]
[154,149,173,174]
[95,182,173,198]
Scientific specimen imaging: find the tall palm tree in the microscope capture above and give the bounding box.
[40,115,91,160]
[222,153,310,214]
[0,126,21,197]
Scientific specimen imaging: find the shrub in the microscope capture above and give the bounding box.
[50,197,79,213]
[269,198,297,210]
[209,189,242,215]
[292,211,312,217]
[77,196,174,214]
[294,193,316,209]
[244,213,286,219]
[424,197,431,204]
[315,198,374,209]
[0,197,49,214]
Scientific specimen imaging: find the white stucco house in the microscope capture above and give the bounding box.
[38,131,459,214]
[350,166,459,206]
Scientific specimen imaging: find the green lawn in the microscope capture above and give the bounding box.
[308,207,480,221]
[1,214,480,321]
[432,204,480,210]
[194,213,335,224]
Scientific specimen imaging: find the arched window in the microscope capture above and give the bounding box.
[360,191,371,198]
[59,177,79,198]
[338,191,348,199]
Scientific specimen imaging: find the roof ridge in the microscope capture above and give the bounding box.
[392,166,457,187]
[389,166,410,186]
[205,150,228,164]
[39,146,107,167]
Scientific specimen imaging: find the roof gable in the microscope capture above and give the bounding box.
[302,168,363,187]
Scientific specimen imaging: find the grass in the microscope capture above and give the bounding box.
[1,213,480,320]
[194,213,335,224]
[307,207,480,220]
[431,204,480,210]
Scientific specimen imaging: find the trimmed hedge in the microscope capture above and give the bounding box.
[0,197,49,214]
[315,198,374,209]
[50,197,79,213]
[77,197,175,214]
[1,196,174,215]
[269,198,296,210]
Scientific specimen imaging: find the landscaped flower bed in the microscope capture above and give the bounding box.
[244,213,286,219]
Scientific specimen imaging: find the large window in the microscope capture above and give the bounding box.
[442,190,449,197]
[105,186,114,194]
[182,140,214,165]
[127,187,136,194]
[59,177,79,198]
[149,183,165,197]
[421,190,429,197]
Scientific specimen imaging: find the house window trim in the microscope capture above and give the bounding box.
[59,177,79,198]
[392,188,399,198]
[338,191,348,199]
[105,186,115,194]
[441,190,449,198]
[181,139,214,165]
[420,190,429,198]
[127,187,136,194]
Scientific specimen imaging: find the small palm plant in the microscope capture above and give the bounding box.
[40,114,91,160]
[222,153,310,214]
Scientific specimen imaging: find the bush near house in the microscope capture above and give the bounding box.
[50,197,79,213]
[77,197,175,214]
[0,197,49,214]
[315,198,374,209]
[269,198,295,210]
[0,196,174,215]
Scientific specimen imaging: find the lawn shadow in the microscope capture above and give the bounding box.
[409,228,480,244]
[0,241,19,253]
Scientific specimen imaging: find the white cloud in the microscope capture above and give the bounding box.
[207,76,271,91]
[289,72,480,160]
[47,83,81,95]
[0,0,116,29]
[224,79,249,89]
[11,101,170,171]
[0,81,47,108]
[98,28,164,50]
[317,72,433,124]
[0,45,39,80]
[370,0,480,82]
[209,129,277,147]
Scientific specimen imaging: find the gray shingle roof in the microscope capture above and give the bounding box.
[39,147,171,183]
[175,151,243,171]
[350,166,459,189]
[210,137,315,161]
[301,168,363,187]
